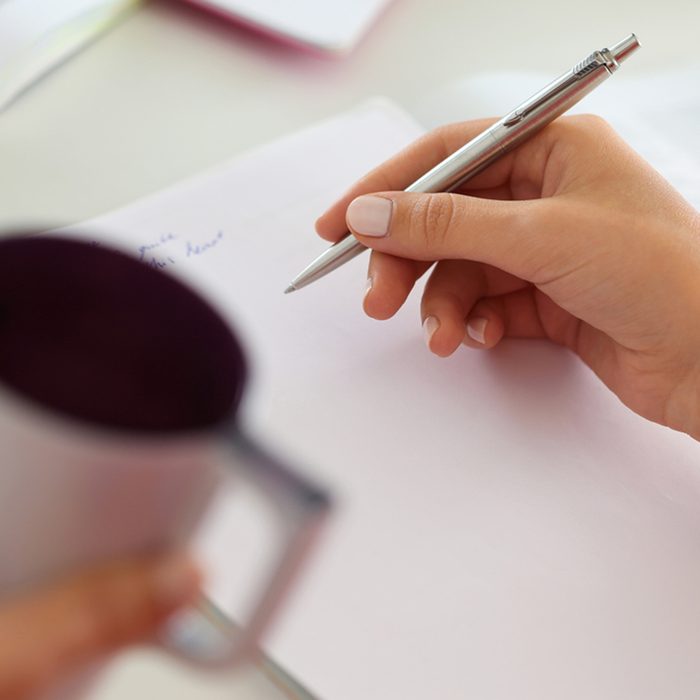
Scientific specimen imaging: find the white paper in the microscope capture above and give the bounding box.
[184,0,392,54]
[72,98,700,700]
[0,0,135,112]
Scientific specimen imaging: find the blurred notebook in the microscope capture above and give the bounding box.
[0,0,136,112]
[182,0,393,54]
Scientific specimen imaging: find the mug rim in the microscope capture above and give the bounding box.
[0,233,248,435]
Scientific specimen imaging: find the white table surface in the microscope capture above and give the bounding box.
[3,0,698,697]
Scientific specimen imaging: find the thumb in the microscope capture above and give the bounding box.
[0,552,200,700]
[345,192,552,280]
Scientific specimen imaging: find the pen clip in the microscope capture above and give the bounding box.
[502,47,620,127]
[573,48,619,77]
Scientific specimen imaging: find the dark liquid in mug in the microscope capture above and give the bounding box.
[0,236,246,432]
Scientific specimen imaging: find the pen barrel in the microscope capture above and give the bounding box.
[406,130,501,194]
[288,35,640,291]
[401,36,639,198]
[408,64,614,196]
[487,66,617,160]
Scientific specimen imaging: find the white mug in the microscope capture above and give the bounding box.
[0,235,330,696]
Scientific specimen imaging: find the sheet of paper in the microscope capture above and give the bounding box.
[73,98,700,700]
[0,0,136,112]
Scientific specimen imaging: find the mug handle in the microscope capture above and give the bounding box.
[159,426,331,668]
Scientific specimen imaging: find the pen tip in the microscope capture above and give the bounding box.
[284,284,297,295]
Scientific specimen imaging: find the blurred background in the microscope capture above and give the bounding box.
[1,0,699,233]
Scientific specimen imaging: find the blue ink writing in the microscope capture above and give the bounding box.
[145,256,176,270]
[137,233,178,262]
[185,231,224,257]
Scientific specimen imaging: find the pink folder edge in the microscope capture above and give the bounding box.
[179,0,395,57]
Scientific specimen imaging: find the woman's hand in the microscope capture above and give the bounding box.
[0,552,199,700]
[316,116,700,438]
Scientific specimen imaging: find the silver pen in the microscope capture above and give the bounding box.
[285,33,640,294]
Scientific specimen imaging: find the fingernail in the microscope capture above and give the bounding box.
[364,275,373,299]
[153,553,199,609]
[346,196,393,237]
[423,316,440,348]
[466,317,488,344]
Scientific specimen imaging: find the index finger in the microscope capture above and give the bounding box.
[315,118,515,242]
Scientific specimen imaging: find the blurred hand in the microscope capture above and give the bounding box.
[316,115,700,438]
[0,552,199,700]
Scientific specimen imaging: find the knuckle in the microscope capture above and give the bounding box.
[515,200,576,282]
[360,166,393,194]
[562,113,613,140]
[412,194,459,249]
[431,124,458,154]
[577,112,611,131]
